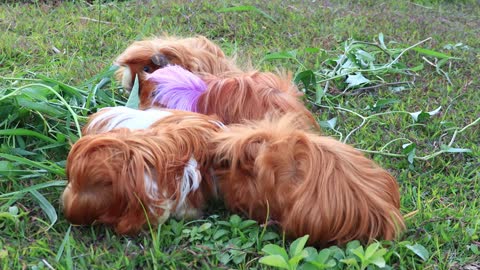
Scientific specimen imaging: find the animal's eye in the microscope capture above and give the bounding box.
[143,66,151,73]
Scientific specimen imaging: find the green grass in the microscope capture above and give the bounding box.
[1,0,479,269]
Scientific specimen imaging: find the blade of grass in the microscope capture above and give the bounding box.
[30,190,58,230]
[0,153,65,176]
[0,129,58,144]
[55,225,72,262]
[0,180,67,199]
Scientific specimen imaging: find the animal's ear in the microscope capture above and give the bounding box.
[151,54,169,68]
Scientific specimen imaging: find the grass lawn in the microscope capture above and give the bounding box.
[0,0,479,269]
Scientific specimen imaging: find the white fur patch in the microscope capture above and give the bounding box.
[176,157,201,213]
[144,173,173,224]
[121,66,133,90]
[85,107,172,134]
[143,157,202,223]
[173,157,202,219]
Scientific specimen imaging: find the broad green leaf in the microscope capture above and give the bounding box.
[304,247,318,259]
[440,145,472,153]
[217,252,231,265]
[262,231,280,241]
[345,72,370,88]
[30,190,57,229]
[319,117,337,130]
[365,242,380,259]
[469,244,480,255]
[213,229,229,240]
[233,253,247,265]
[315,248,332,264]
[355,49,375,63]
[299,263,317,270]
[370,255,386,268]
[262,244,289,261]
[346,240,361,255]
[241,241,255,249]
[259,255,290,269]
[378,33,386,49]
[289,234,309,257]
[239,219,257,229]
[351,245,365,260]
[407,148,416,164]
[16,97,65,116]
[340,257,359,266]
[21,85,53,101]
[328,246,345,261]
[229,214,242,226]
[289,250,309,267]
[304,259,336,269]
[125,74,140,109]
[406,244,429,261]
[294,70,316,90]
[372,98,399,112]
[413,47,453,59]
[198,222,212,232]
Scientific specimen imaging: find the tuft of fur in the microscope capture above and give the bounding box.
[211,113,404,246]
[62,110,222,234]
[147,65,207,112]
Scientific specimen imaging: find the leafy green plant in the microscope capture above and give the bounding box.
[260,235,310,270]
[264,35,478,166]
[259,237,431,270]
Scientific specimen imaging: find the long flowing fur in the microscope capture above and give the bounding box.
[62,110,222,234]
[211,113,404,246]
[114,35,238,108]
[147,66,318,128]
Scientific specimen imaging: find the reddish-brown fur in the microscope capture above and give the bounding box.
[62,111,222,234]
[114,35,239,107]
[137,69,318,129]
[114,36,317,129]
[63,104,402,245]
[196,71,318,128]
[211,114,404,246]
